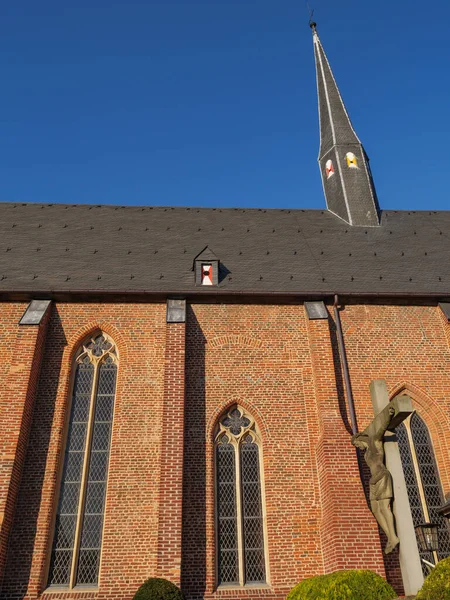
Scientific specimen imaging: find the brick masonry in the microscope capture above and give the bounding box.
[305,315,385,578]
[0,300,449,599]
[157,320,186,586]
[0,302,51,587]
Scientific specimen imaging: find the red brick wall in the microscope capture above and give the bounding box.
[338,302,450,591]
[339,303,450,498]
[1,303,167,600]
[305,315,385,578]
[2,300,450,599]
[0,303,27,575]
[181,304,386,600]
[0,303,27,496]
[0,304,25,402]
[183,305,309,598]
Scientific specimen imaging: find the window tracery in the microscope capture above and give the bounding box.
[48,333,118,589]
[215,406,267,587]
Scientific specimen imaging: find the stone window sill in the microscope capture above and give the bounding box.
[42,586,99,596]
[215,584,273,593]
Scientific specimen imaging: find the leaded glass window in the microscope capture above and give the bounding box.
[48,334,118,589]
[397,412,450,574]
[215,407,267,587]
[217,436,239,585]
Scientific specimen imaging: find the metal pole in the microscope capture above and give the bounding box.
[333,294,358,435]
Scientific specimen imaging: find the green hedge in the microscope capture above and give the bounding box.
[133,578,183,600]
[416,556,450,600]
[286,569,396,600]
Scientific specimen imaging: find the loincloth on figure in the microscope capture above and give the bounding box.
[369,470,393,501]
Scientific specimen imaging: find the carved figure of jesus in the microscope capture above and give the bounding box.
[352,406,400,554]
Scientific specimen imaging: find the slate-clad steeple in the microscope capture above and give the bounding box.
[311,22,380,227]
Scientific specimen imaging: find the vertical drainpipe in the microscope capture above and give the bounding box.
[333,294,358,435]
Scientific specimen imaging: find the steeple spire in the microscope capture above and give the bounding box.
[311,22,380,226]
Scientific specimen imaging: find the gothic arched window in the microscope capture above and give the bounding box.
[48,333,118,588]
[215,406,267,587]
[397,412,450,572]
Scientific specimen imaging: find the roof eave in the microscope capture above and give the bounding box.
[0,288,449,304]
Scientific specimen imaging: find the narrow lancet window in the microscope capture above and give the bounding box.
[397,412,450,573]
[240,435,266,584]
[217,435,239,585]
[215,407,267,587]
[48,334,118,589]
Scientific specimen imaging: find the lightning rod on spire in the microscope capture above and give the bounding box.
[305,1,317,33]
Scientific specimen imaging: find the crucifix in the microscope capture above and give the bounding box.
[352,394,413,554]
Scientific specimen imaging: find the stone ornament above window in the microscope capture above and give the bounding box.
[222,407,251,436]
[216,406,258,443]
[79,334,118,363]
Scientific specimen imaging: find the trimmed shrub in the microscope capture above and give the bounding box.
[133,578,183,600]
[416,556,450,600]
[286,569,397,600]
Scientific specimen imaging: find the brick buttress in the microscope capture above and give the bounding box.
[0,302,52,588]
[156,303,187,586]
[305,309,386,575]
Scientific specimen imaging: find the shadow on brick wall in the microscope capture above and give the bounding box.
[328,308,356,437]
[1,306,67,599]
[181,308,208,600]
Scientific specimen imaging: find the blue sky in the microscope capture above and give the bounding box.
[0,0,449,210]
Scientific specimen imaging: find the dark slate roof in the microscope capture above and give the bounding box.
[0,202,449,297]
[194,246,220,263]
[313,26,360,158]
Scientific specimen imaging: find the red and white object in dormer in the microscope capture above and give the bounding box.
[201,264,213,285]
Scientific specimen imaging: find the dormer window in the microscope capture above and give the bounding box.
[194,246,219,286]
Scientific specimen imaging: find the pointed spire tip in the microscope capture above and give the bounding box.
[309,21,317,35]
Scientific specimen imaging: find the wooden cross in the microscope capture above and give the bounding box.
[360,394,413,439]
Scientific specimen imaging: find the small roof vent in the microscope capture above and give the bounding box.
[193,246,219,286]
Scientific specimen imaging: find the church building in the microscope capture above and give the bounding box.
[1,22,450,600]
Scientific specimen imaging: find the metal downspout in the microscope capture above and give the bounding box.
[333,294,358,435]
